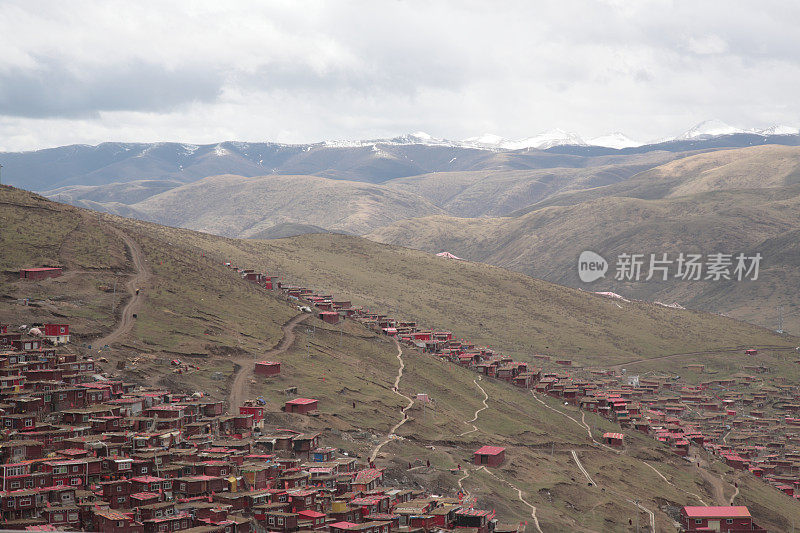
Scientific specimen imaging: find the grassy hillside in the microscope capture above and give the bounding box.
[110,223,796,367]
[121,174,448,237]
[382,151,684,217]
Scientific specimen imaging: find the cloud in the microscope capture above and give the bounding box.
[0,0,799,150]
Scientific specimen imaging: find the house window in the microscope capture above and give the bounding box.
[117,497,126,503]
[116,485,123,492]
[166,508,174,516]
[68,513,78,521]
[77,392,83,397]
[163,481,172,489]
[118,521,125,527]
[155,510,162,517]
[9,481,20,489]
[72,465,80,472]
[24,480,33,488]
[278,518,284,525]
[55,480,63,486]
[20,498,31,506]
[727,519,734,524]
[695,519,703,524]
[24,419,33,427]
[59,394,66,400]
[70,478,80,485]
[141,466,148,473]
[53,513,64,522]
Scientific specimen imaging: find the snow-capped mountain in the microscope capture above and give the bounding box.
[462,129,586,150]
[321,121,799,152]
[677,119,748,140]
[587,132,643,149]
[758,125,800,136]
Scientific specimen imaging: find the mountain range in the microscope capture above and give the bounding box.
[1,120,799,192]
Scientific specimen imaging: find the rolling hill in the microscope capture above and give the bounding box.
[367,145,800,335]
[3,185,800,530]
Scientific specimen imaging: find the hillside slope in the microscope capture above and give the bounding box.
[368,146,800,335]
[127,174,447,237]
[3,185,800,531]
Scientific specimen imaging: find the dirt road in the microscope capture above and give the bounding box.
[94,227,151,349]
[227,313,310,412]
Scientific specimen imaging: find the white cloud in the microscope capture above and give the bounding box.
[1,0,799,150]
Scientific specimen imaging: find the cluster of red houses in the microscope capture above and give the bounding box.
[0,320,511,533]
[225,262,785,532]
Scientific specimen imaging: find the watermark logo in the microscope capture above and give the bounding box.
[578,251,762,283]
[578,251,608,283]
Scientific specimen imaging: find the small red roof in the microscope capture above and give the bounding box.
[475,446,505,456]
[330,521,359,529]
[286,398,318,405]
[298,510,326,518]
[683,506,751,519]
[603,433,624,440]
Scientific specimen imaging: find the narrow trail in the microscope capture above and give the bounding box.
[227,313,310,412]
[729,483,740,505]
[459,377,489,436]
[457,469,471,491]
[643,461,708,505]
[478,466,544,533]
[630,499,656,533]
[534,392,661,532]
[95,227,151,349]
[695,464,729,506]
[571,450,595,486]
[370,339,414,462]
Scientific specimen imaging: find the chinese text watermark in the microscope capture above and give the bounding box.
[578,251,761,283]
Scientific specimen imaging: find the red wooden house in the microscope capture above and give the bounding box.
[285,398,318,415]
[19,267,62,281]
[603,433,624,447]
[92,508,144,533]
[680,506,765,532]
[474,445,506,467]
[43,324,70,345]
[254,361,281,377]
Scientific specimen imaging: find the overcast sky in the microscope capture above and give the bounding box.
[1,0,799,151]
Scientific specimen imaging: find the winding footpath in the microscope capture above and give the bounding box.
[459,377,489,436]
[452,378,544,532]
[227,313,310,412]
[95,227,151,349]
[370,339,415,462]
[478,466,544,533]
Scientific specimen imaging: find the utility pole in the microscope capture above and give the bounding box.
[0,163,3,185]
[778,306,784,334]
[634,500,640,532]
